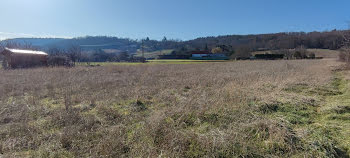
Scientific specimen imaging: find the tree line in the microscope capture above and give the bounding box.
[170,30,349,58]
[1,30,350,61]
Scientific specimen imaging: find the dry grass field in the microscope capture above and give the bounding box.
[0,59,349,157]
[307,49,341,58]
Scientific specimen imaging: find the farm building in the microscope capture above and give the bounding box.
[0,48,48,69]
[191,51,211,58]
[190,51,229,60]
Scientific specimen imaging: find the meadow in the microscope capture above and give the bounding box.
[0,59,349,157]
[134,49,174,59]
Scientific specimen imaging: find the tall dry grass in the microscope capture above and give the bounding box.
[0,60,340,157]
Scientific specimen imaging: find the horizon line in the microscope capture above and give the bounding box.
[1,29,349,42]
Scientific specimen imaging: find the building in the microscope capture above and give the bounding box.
[1,48,48,69]
[190,51,229,60]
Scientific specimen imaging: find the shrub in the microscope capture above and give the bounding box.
[48,55,73,67]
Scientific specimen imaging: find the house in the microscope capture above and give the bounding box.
[1,48,48,69]
[190,51,229,60]
[191,51,211,58]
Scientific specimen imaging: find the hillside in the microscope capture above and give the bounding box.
[1,30,349,58]
[1,37,140,54]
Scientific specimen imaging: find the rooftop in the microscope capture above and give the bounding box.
[4,48,48,55]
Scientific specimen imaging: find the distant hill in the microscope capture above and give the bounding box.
[1,36,141,54]
[3,38,66,49]
[1,30,349,57]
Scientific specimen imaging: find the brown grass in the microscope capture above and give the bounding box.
[307,49,340,58]
[0,59,346,157]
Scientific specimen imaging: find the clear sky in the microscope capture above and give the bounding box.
[0,0,349,40]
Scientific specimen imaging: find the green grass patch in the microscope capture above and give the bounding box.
[134,49,174,59]
[318,73,350,155]
[259,101,317,125]
[77,62,145,66]
[77,59,229,66]
[283,83,309,93]
[278,72,350,156]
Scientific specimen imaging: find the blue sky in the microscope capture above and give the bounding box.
[0,0,349,40]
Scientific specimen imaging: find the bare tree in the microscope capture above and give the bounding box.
[0,42,5,52]
[47,46,74,67]
[48,46,65,56]
[67,45,82,65]
[0,42,4,68]
[2,41,38,50]
[339,25,350,64]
